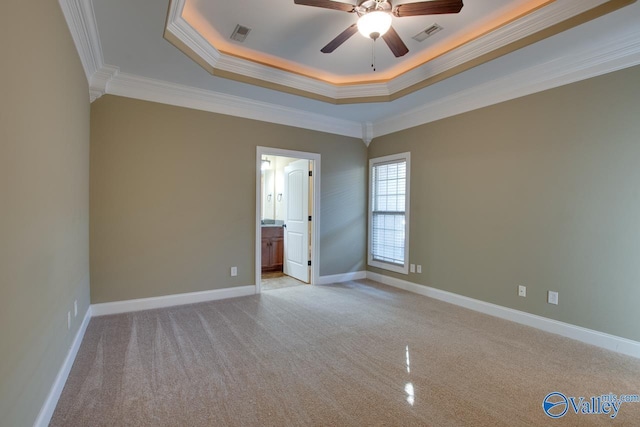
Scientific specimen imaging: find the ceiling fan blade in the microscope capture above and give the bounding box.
[321,24,358,53]
[382,26,409,57]
[393,0,463,17]
[294,0,356,13]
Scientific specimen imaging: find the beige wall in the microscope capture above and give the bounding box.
[0,1,90,426]
[369,65,640,342]
[3,6,638,422]
[90,96,367,303]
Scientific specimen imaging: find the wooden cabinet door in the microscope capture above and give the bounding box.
[271,236,284,270]
[261,227,284,272]
[261,237,271,270]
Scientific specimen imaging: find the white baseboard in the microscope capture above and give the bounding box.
[367,271,640,359]
[33,306,93,427]
[91,285,256,316]
[317,271,367,285]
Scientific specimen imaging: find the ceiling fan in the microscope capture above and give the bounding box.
[294,0,464,58]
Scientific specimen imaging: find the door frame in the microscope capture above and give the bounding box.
[255,147,321,293]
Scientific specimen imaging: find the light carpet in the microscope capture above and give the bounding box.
[50,280,640,426]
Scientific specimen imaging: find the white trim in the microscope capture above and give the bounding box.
[372,19,640,139]
[91,286,255,316]
[99,24,640,143]
[362,122,374,147]
[164,0,615,101]
[317,271,367,285]
[58,0,103,79]
[165,0,222,67]
[106,73,362,139]
[89,66,119,102]
[60,0,640,141]
[367,272,640,359]
[58,0,107,100]
[33,306,93,427]
[368,152,411,275]
[256,147,321,293]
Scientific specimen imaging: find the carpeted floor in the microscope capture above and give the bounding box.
[51,280,640,426]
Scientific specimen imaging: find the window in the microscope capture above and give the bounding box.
[368,152,410,274]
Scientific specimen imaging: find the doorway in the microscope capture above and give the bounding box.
[255,147,320,293]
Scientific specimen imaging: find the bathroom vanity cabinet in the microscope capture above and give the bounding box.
[261,226,284,272]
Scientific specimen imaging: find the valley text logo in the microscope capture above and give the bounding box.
[542,392,639,419]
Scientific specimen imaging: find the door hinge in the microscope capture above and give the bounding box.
[308,260,312,266]
[309,171,313,177]
[308,216,312,221]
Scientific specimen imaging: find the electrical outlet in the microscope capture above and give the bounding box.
[410,264,416,273]
[74,300,78,317]
[230,266,238,277]
[417,265,422,274]
[67,311,71,330]
[518,285,526,297]
[548,291,558,305]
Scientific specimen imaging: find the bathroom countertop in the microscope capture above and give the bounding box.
[261,220,284,227]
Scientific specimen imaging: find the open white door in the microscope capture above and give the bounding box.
[283,159,310,283]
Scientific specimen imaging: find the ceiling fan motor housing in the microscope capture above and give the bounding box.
[356,0,393,16]
[299,0,463,58]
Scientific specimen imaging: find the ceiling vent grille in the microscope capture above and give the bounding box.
[230,25,251,43]
[412,24,443,42]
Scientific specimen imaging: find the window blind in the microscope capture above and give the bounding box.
[371,160,406,266]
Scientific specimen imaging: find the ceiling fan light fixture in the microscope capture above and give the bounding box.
[357,11,392,40]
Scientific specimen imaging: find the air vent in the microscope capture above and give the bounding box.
[230,25,251,43]
[412,24,443,42]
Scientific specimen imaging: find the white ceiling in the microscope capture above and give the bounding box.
[61,0,640,142]
[180,0,522,78]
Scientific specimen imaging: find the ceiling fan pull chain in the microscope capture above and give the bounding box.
[371,40,376,72]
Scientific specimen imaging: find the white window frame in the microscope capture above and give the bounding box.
[368,152,411,275]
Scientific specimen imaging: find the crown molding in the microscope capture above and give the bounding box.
[164,0,222,67]
[372,23,640,138]
[105,72,363,139]
[91,22,640,144]
[164,0,624,103]
[362,122,374,146]
[89,66,119,102]
[59,0,639,143]
[58,0,105,99]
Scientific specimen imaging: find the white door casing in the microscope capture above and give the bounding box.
[256,147,320,293]
[283,159,310,283]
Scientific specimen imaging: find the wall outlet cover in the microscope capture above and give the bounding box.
[548,291,559,305]
[518,285,526,297]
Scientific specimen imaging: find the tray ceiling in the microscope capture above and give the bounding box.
[59,0,640,142]
[164,0,631,103]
